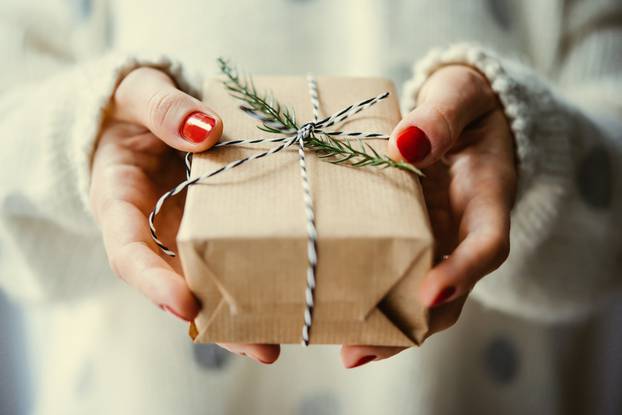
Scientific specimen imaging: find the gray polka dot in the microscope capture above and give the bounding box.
[192,344,231,370]
[483,336,519,384]
[486,0,512,30]
[298,391,341,415]
[71,0,92,19]
[2,193,37,216]
[577,146,612,209]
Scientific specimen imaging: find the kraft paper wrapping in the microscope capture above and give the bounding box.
[178,76,456,346]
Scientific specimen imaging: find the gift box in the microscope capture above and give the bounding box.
[176,75,451,346]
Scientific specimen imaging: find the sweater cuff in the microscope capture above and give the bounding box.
[69,51,201,216]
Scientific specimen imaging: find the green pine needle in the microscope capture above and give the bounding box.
[217,57,422,176]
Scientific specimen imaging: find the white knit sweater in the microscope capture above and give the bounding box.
[0,0,621,414]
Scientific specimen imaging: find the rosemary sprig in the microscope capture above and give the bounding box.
[218,58,297,133]
[306,134,421,174]
[217,58,422,175]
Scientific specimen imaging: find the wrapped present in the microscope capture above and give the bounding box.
[156,68,460,346]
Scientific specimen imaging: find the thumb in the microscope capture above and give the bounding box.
[112,67,223,152]
[388,66,495,167]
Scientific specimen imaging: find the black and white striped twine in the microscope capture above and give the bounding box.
[149,77,389,345]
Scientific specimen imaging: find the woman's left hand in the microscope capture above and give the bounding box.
[342,65,517,368]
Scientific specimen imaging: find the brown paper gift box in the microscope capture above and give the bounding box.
[177,76,461,346]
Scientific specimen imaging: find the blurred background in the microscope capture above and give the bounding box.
[3,291,622,413]
[0,292,31,414]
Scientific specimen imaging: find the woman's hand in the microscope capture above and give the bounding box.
[342,65,517,368]
[89,67,279,364]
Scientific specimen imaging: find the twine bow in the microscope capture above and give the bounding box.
[149,76,390,345]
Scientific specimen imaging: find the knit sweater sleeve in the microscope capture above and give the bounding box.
[401,8,622,321]
[0,3,200,302]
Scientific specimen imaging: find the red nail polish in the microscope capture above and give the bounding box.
[396,126,431,163]
[159,304,187,321]
[255,357,273,365]
[431,286,456,307]
[180,112,216,143]
[349,355,376,369]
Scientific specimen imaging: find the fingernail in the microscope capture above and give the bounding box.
[348,355,377,369]
[180,112,216,143]
[396,126,431,163]
[254,357,273,365]
[159,304,187,321]
[430,286,456,307]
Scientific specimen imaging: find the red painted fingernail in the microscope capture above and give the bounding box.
[159,304,188,321]
[431,286,456,307]
[396,126,431,163]
[349,355,376,369]
[180,112,216,143]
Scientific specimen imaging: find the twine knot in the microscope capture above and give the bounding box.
[297,122,316,141]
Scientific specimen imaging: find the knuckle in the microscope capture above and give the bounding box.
[490,231,511,268]
[93,195,114,224]
[460,66,486,87]
[107,242,143,284]
[147,89,183,129]
[463,67,497,108]
[455,152,485,174]
[429,105,456,147]
[91,168,127,220]
[107,250,124,280]
[457,65,491,91]
[97,194,119,220]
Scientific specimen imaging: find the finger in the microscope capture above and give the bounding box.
[99,199,200,320]
[340,345,406,369]
[427,294,469,334]
[388,65,497,167]
[112,67,223,152]
[419,188,511,308]
[218,343,281,365]
[419,108,515,308]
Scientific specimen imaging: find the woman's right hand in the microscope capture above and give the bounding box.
[89,67,280,364]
